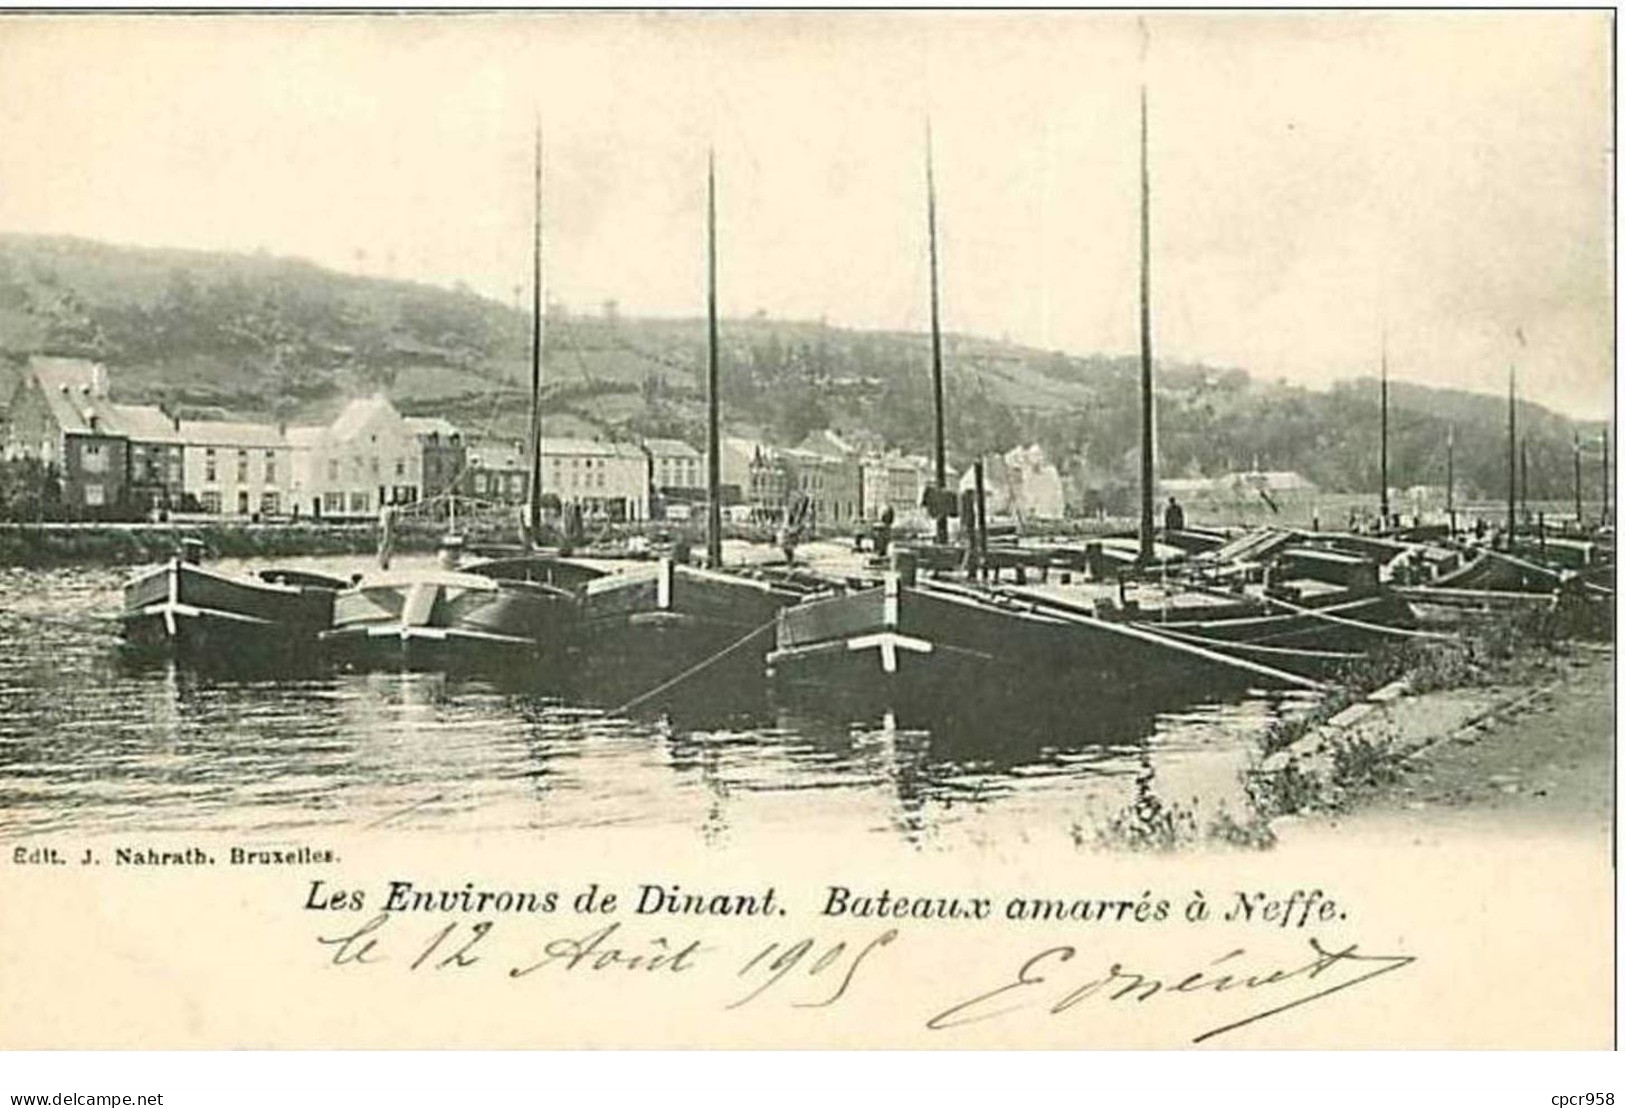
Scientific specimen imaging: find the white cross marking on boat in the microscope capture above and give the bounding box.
[883,573,899,629]
[846,631,932,674]
[164,559,179,638]
[657,557,672,610]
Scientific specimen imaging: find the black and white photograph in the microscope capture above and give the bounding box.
[0,8,1613,1070]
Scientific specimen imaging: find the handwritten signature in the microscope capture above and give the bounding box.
[926,937,1416,1043]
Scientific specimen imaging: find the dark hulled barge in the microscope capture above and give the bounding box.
[119,554,343,665]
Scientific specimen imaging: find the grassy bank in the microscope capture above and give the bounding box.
[1091,601,1610,852]
[1243,603,1606,827]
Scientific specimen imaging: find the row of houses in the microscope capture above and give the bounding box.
[0,357,944,526]
[1,359,463,520]
[7,357,1106,530]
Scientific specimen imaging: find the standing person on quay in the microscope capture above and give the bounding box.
[1163,495,1185,534]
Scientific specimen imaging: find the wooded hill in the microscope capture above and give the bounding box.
[0,233,1607,508]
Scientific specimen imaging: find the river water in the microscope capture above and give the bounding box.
[0,556,1314,851]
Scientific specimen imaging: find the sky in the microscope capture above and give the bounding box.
[0,11,1612,419]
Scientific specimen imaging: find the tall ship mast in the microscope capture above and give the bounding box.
[525,123,546,551]
[318,124,581,676]
[1506,363,1517,540]
[1379,337,1389,527]
[925,126,949,546]
[705,150,724,569]
[566,148,809,711]
[1137,69,1156,562]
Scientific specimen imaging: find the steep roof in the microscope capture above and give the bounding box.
[722,435,776,462]
[177,420,286,449]
[465,436,525,470]
[28,357,113,436]
[543,437,645,460]
[327,394,399,442]
[29,356,105,397]
[111,404,185,444]
[285,425,327,449]
[644,437,701,459]
[796,429,858,457]
[403,416,461,439]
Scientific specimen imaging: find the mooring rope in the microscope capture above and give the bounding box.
[613,615,782,715]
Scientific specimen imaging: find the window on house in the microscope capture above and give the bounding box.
[237,450,249,483]
[81,442,108,475]
[264,451,277,484]
[395,456,406,478]
[349,491,370,514]
[83,483,105,507]
[369,456,380,477]
[260,491,280,516]
[201,490,222,514]
[328,459,339,482]
[205,448,218,483]
[323,491,345,515]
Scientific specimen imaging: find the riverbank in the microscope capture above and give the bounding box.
[1089,604,1614,852]
[0,518,857,567]
[1278,645,1613,841]
[0,521,426,566]
[1254,640,1613,844]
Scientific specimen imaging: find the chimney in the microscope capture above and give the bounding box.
[90,363,108,398]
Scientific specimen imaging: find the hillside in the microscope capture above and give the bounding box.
[0,233,1608,508]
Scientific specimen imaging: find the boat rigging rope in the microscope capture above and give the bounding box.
[613,615,782,715]
[927,577,1332,691]
[1177,579,1456,643]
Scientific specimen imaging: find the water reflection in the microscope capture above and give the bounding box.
[0,563,1309,848]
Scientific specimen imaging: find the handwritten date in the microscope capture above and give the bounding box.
[315,913,897,1012]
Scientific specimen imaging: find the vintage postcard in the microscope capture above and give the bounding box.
[0,9,1613,1055]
